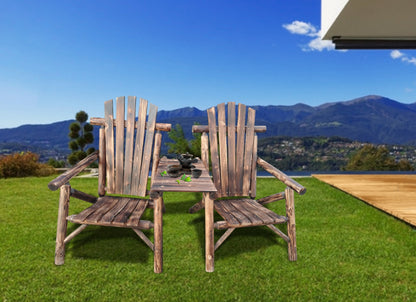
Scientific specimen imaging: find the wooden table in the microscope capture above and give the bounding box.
[150,157,217,273]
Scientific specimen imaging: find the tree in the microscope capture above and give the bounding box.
[166,123,201,158]
[47,158,66,168]
[68,110,95,165]
[345,144,414,171]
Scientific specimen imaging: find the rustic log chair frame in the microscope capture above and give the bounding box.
[190,102,306,269]
[48,96,171,271]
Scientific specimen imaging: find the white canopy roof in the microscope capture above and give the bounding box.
[321,0,416,49]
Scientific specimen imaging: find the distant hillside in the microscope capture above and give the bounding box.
[1,95,416,161]
[156,95,416,146]
[0,120,75,150]
[257,136,416,171]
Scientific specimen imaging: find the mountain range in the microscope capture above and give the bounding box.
[1,95,416,159]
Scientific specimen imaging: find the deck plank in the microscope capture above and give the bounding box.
[313,174,416,227]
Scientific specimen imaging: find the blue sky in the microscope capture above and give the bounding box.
[1,0,416,128]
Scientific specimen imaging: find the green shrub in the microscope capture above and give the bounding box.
[0,152,55,178]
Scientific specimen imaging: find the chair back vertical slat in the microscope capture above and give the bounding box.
[98,127,106,196]
[201,132,209,169]
[217,103,228,195]
[123,96,137,194]
[104,99,115,193]
[131,99,148,195]
[207,106,221,195]
[151,130,162,187]
[250,134,258,199]
[235,104,246,195]
[242,108,255,195]
[227,102,236,195]
[137,103,158,197]
[115,97,125,193]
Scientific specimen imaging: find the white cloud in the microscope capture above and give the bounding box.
[282,21,318,37]
[305,36,335,52]
[391,50,416,66]
[403,56,416,65]
[283,20,336,52]
[390,50,404,59]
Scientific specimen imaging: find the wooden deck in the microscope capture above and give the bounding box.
[313,174,416,227]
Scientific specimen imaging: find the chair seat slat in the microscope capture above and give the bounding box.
[69,196,150,228]
[69,196,113,222]
[128,199,149,225]
[112,198,140,224]
[214,198,287,228]
[100,197,130,224]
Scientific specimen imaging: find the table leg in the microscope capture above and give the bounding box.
[153,191,163,273]
[204,192,214,272]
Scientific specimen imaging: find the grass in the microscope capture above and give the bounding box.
[1,176,415,301]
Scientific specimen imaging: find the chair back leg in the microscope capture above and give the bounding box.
[55,184,71,265]
[285,187,297,261]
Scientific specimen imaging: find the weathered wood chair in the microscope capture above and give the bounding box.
[191,102,306,271]
[48,96,171,272]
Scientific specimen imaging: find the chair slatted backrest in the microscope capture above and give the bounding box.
[207,102,258,198]
[103,96,157,197]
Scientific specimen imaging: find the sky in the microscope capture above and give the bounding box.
[1,0,416,128]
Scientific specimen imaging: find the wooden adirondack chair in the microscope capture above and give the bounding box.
[48,96,171,272]
[191,102,306,270]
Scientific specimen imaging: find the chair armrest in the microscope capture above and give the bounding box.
[257,157,306,195]
[48,151,99,191]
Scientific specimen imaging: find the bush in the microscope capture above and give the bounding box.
[0,152,56,178]
[345,144,414,171]
[47,158,66,168]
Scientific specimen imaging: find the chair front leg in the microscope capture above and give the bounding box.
[55,184,71,265]
[151,191,164,273]
[204,192,215,272]
[285,187,297,261]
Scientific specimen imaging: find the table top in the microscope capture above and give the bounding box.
[151,157,217,193]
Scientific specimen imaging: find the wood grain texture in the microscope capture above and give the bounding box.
[257,157,306,195]
[131,98,148,196]
[68,196,152,229]
[48,151,98,191]
[55,184,70,265]
[104,99,115,193]
[242,108,255,196]
[138,103,157,197]
[227,102,236,196]
[98,127,106,196]
[217,103,228,195]
[123,96,137,194]
[214,198,287,228]
[115,97,125,193]
[235,104,246,196]
[313,174,416,227]
[90,117,170,132]
[207,107,221,195]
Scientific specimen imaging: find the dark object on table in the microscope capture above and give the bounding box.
[167,164,182,177]
[191,168,202,178]
[177,152,198,169]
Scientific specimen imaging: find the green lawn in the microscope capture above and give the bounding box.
[0,176,415,301]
